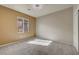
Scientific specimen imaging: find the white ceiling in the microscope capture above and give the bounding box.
[1,4,72,17]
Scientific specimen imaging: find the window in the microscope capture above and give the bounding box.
[17,16,29,33]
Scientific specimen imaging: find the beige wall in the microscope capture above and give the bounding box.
[0,5,36,45]
[36,7,73,45]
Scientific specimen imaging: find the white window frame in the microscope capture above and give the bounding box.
[17,16,29,33]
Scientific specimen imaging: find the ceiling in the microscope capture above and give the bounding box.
[1,4,72,17]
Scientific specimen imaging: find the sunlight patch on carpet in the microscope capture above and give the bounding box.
[27,39,52,46]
